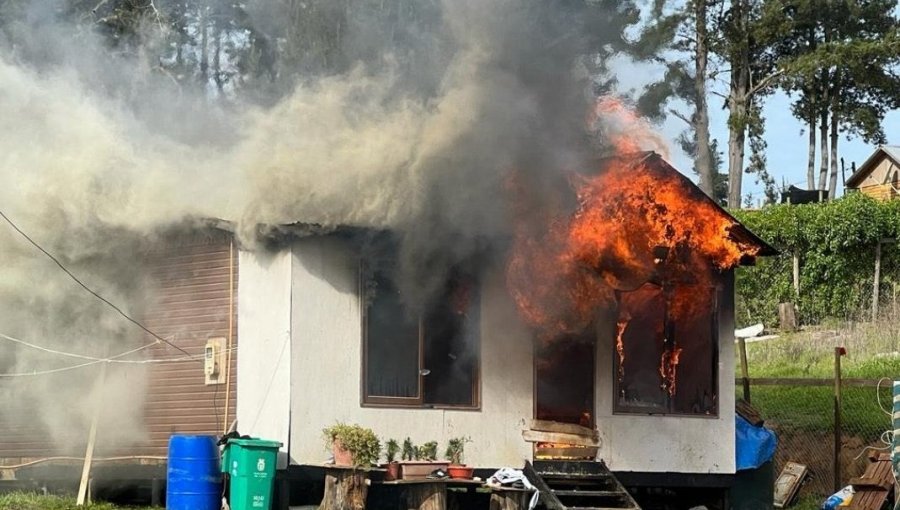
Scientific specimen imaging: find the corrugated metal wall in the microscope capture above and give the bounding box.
[0,230,237,463]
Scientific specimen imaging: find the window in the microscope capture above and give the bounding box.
[613,283,718,416]
[362,265,480,408]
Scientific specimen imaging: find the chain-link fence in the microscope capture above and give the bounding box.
[738,379,894,499]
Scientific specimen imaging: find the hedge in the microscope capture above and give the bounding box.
[730,193,900,327]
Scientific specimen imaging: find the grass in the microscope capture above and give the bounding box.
[737,322,898,437]
[736,320,900,502]
[0,493,157,510]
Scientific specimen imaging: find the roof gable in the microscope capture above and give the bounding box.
[846,145,900,188]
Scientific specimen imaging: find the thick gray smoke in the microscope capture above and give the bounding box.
[0,0,635,456]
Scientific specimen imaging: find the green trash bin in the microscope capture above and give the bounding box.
[221,438,282,510]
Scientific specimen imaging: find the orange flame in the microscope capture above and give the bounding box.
[659,346,683,397]
[506,96,758,395]
[615,320,628,384]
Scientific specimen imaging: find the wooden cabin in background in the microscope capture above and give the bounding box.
[846,145,900,200]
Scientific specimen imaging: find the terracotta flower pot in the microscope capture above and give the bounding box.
[447,465,474,480]
[384,462,400,481]
[399,461,450,480]
[332,440,353,466]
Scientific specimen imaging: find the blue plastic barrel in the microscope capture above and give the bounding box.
[167,435,222,510]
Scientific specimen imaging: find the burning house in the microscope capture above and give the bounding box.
[233,150,776,505]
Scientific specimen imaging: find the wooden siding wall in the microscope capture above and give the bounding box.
[856,183,899,201]
[135,233,238,456]
[0,232,237,463]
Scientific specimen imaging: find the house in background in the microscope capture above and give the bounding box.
[845,145,900,200]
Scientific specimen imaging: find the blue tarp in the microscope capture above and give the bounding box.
[736,414,777,471]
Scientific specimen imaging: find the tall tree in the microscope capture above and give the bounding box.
[633,0,716,198]
[774,0,900,198]
[714,0,782,208]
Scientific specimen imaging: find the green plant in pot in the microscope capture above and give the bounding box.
[419,441,438,461]
[322,423,381,467]
[397,438,449,480]
[445,437,474,479]
[383,439,400,480]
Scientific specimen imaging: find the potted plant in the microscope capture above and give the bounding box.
[445,437,474,479]
[397,438,449,480]
[419,441,438,461]
[322,423,381,467]
[401,437,416,462]
[382,439,400,481]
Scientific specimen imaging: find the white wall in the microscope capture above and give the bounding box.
[593,275,737,474]
[289,237,534,467]
[236,249,292,468]
[238,235,737,473]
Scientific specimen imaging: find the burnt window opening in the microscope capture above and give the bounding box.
[362,264,480,408]
[535,332,595,427]
[613,282,719,416]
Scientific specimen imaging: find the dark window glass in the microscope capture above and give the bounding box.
[363,266,480,408]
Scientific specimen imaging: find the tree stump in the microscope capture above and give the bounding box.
[778,302,798,331]
[405,483,446,510]
[489,489,531,510]
[319,468,369,510]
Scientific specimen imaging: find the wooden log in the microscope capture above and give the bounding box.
[319,468,369,510]
[522,430,599,447]
[489,490,531,510]
[404,483,446,510]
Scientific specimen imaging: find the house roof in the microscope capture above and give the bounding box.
[205,151,777,261]
[626,151,778,260]
[845,145,900,188]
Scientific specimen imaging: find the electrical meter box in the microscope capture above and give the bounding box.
[204,337,227,385]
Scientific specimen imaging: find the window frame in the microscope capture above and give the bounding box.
[611,284,720,418]
[359,260,482,410]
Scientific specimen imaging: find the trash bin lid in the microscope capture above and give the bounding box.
[226,437,283,448]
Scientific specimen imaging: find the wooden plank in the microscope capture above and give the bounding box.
[76,361,108,506]
[529,420,599,440]
[522,430,600,448]
[523,461,565,510]
[735,378,884,387]
[736,399,763,426]
[534,447,599,459]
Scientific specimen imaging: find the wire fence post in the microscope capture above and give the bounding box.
[892,380,900,510]
[833,347,846,493]
[738,337,751,403]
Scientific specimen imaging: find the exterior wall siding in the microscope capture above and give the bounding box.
[120,232,239,456]
[236,248,292,468]
[288,237,535,468]
[0,231,238,464]
[593,272,737,474]
[286,237,736,474]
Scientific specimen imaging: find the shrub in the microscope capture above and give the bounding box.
[732,194,900,326]
[323,423,381,467]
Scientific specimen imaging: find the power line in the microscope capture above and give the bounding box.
[0,209,195,360]
[0,330,236,365]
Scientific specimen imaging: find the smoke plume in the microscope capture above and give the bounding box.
[0,0,641,455]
